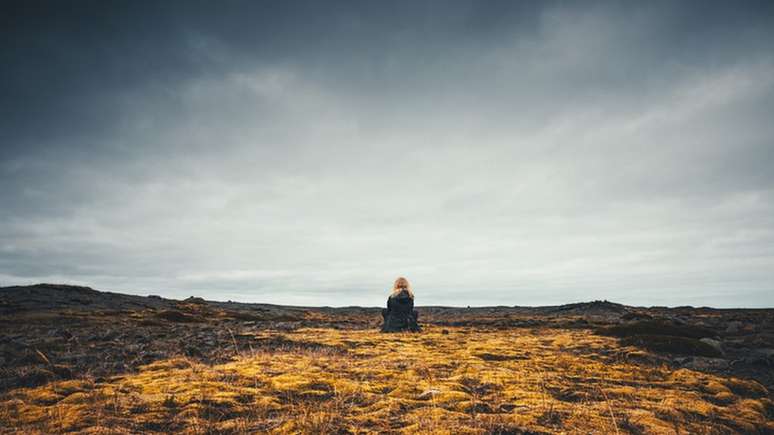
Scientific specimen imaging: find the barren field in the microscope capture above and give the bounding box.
[1,284,773,434]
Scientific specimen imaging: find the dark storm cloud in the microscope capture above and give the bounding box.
[1,1,774,306]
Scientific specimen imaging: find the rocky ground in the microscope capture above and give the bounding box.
[1,284,772,433]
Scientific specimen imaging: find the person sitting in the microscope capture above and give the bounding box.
[381,276,421,332]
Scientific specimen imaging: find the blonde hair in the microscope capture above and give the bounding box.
[390,276,414,298]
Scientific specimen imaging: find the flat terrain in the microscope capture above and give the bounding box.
[1,284,773,433]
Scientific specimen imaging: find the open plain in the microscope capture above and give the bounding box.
[1,284,772,434]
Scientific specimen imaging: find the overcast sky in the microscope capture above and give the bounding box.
[1,1,773,307]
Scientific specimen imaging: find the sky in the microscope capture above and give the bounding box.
[1,1,774,307]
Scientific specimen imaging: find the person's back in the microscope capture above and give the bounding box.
[381,277,421,332]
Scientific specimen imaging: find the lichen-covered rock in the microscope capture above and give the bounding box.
[381,290,420,332]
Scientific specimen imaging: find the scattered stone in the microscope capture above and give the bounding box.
[746,348,774,366]
[620,335,723,357]
[598,320,717,340]
[620,311,653,322]
[754,348,774,358]
[51,365,73,379]
[184,345,203,357]
[101,330,120,341]
[684,357,730,371]
[13,367,55,389]
[726,321,742,334]
[624,350,659,365]
[699,338,725,356]
[155,310,203,323]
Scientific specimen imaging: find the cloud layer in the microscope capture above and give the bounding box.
[2,1,774,307]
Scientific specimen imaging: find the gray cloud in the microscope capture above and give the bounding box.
[1,1,774,307]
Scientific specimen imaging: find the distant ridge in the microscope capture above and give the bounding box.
[0,283,641,314]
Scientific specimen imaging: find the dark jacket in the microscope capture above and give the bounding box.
[381,290,420,332]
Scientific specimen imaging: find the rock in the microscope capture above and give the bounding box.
[683,357,729,371]
[624,350,660,365]
[754,348,774,358]
[51,364,73,379]
[620,311,653,322]
[699,338,724,356]
[100,330,120,341]
[155,310,203,323]
[746,348,774,366]
[184,345,203,357]
[598,320,717,340]
[617,334,723,357]
[674,356,691,365]
[15,367,55,388]
[725,321,742,334]
[669,316,689,325]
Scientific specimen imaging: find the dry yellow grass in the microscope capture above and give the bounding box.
[1,326,772,434]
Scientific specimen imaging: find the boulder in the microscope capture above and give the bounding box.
[699,338,725,356]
